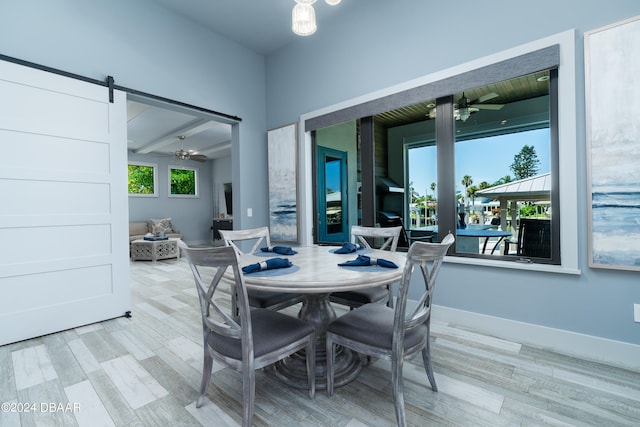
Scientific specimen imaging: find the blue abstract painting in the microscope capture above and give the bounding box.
[267,124,299,242]
[586,15,640,271]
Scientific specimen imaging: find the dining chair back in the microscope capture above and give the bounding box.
[218,226,270,255]
[517,218,551,258]
[330,225,402,309]
[351,225,402,252]
[504,218,551,258]
[218,226,303,313]
[178,241,315,427]
[326,233,454,427]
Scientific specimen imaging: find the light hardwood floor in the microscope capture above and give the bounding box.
[1,256,639,426]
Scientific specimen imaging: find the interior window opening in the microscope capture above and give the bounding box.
[398,70,557,262]
[452,72,552,261]
[307,43,564,266]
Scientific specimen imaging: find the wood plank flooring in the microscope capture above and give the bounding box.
[1,256,639,426]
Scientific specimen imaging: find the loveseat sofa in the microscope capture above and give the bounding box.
[129,218,182,245]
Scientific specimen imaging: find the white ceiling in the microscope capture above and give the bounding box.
[127,99,234,161]
[129,0,351,161]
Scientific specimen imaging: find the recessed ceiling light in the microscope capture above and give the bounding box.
[426,103,435,108]
[537,75,550,82]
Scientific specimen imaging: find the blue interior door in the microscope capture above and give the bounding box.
[317,147,349,243]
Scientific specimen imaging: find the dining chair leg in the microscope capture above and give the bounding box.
[325,334,335,397]
[242,365,256,427]
[422,330,438,391]
[391,357,407,427]
[306,339,316,399]
[197,349,213,408]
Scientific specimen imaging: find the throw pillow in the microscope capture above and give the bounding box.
[148,218,173,234]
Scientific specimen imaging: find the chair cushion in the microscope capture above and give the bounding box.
[327,304,427,350]
[247,289,301,309]
[330,287,389,305]
[208,309,314,360]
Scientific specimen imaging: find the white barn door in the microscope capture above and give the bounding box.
[0,59,130,345]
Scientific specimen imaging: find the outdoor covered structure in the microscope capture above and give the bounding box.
[476,173,551,236]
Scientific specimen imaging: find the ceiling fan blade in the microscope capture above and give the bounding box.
[189,154,208,162]
[475,92,499,103]
[471,103,504,110]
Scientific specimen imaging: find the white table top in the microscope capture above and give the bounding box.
[236,246,406,294]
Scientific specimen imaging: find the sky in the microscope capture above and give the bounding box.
[408,128,551,198]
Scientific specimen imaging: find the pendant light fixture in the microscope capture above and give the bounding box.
[292,0,341,37]
[292,3,317,36]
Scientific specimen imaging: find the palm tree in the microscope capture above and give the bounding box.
[467,185,478,211]
[496,175,512,185]
[461,175,473,208]
[430,182,436,199]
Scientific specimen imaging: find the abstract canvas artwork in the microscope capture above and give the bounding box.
[267,123,299,242]
[585,15,640,271]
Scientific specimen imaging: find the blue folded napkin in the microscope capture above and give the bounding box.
[334,242,364,254]
[338,254,398,268]
[260,246,298,255]
[242,257,293,274]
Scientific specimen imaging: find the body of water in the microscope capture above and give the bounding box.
[591,187,640,267]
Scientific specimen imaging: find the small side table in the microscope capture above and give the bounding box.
[212,218,233,240]
[131,238,181,262]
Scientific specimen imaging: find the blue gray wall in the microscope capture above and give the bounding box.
[265,0,640,349]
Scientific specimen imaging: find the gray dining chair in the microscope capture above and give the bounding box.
[218,226,303,314]
[326,233,454,427]
[178,241,316,427]
[329,225,402,309]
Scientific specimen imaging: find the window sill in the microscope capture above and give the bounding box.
[129,193,158,198]
[444,255,581,275]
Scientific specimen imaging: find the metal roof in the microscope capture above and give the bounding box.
[476,173,551,200]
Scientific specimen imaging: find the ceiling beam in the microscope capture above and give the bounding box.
[134,119,221,154]
[201,143,232,156]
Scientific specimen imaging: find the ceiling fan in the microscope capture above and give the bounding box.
[427,92,504,121]
[173,135,208,162]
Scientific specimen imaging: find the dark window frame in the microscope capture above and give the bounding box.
[435,68,560,264]
[306,46,561,265]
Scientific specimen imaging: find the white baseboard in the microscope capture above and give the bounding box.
[432,304,640,372]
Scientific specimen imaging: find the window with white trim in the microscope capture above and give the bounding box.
[128,161,158,197]
[168,165,199,198]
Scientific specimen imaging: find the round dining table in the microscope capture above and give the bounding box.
[236,245,407,390]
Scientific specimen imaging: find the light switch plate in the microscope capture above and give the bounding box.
[247,208,253,217]
[634,304,640,323]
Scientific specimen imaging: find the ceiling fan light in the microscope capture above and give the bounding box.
[458,107,471,122]
[175,150,190,160]
[325,0,341,5]
[292,4,317,36]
